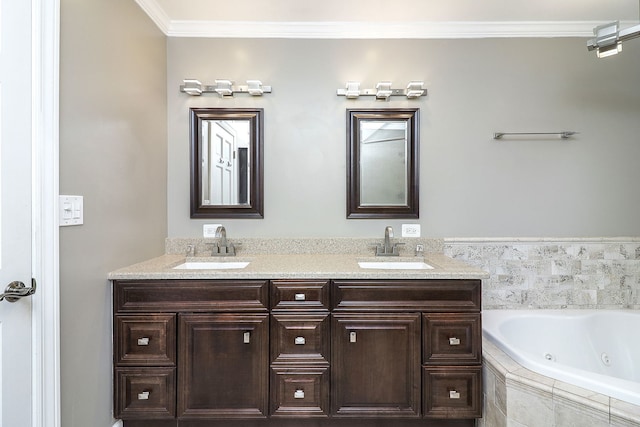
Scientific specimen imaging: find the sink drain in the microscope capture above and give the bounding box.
[544,353,555,361]
[601,353,611,366]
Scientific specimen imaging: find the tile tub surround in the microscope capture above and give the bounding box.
[481,339,640,427]
[444,238,640,309]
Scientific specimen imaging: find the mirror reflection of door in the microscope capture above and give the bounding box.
[201,120,250,206]
[359,121,408,206]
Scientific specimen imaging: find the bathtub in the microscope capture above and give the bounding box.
[482,309,640,407]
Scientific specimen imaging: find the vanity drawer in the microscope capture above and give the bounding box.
[332,280,481,312]
[423,314,481,365]
[271,313,330,364]
[115,314,176,366]
[270,366,330,417]
[271,280,330,311]
[423,366,482,419]
[114,279,269,313]
[114,367,176,419]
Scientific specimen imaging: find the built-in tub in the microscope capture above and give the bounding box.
[483,309,640,407]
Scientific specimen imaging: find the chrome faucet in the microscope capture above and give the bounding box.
[209,226,236,256]
[375,226,404,256]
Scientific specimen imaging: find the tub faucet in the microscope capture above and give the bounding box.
[209,226,236,256]
[376,226,404,256]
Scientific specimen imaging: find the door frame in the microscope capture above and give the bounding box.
[31,0,61,426]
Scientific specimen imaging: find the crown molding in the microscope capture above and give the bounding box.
[165,20,607,39]
[134,0,171,34]
[133,1,624,39]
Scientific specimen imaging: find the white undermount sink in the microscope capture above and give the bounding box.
[358,261,434,270]
[173,261,250,270]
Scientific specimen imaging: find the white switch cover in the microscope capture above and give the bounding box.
[203,224,222,238]
[401,224,421,237]
[59,195,83,226]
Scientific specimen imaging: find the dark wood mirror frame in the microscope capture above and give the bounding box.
[347,108,419,219]
[190,108,264,218]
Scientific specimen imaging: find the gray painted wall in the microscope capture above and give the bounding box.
[168,37,640,239]
[60,0,167,425]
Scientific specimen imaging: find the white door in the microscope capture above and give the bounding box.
[211,122,236,205]
[0,0,36,426]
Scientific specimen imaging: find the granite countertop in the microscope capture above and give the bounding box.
[108,252,488,281]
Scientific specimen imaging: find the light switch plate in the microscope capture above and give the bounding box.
[401,224,421,237]
[59,195,83,226]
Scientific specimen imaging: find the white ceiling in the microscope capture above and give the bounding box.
[134,0,640,38]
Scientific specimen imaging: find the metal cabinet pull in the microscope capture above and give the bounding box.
[0,278,36,303]
[449,337,461,346]
[294,389,305,399]
[294,293,306,301]
[294,336,306,345]
[137,337,150,346]
[449,390,460,399]
[138,391,150,400]
[349,331,357,343]
[243,331,251,344]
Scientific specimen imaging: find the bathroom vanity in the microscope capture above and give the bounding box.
[110,249,487,427]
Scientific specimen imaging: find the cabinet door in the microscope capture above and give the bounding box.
[178,313,269,418]
[331,313,421,418]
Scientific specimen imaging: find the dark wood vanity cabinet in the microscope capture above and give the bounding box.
[113,278,481,427]
[331,312,421,417]
[177,313,269,418]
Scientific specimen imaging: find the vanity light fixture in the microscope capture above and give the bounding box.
[406,81,425,99]
[179,79,273,97]
[214,79,233,97]
[587,16,640,58]
[375,81,393,100]
[246,80,264,96]
[182,79,203,96]
[345,81,361,99]
[337,81,427,100]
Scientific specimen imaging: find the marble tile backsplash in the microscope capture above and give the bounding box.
[444,238,640,310]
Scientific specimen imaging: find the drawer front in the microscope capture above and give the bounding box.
[333,280,481,312]
[270,367,329,417]
[271,313,330,364]
[115,314,176,366]
[114,280,269,312]
[423,366,482,419]
[271,280,330,311]
[423,314,481,365]
[114,367,176,419]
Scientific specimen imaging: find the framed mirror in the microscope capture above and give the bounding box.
[347,108,419,219]
[190,108,264,218]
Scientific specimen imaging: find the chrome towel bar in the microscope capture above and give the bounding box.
[493,131,578,140]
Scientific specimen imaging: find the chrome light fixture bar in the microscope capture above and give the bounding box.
[587,20,640,58]
[337,81,427,100]
[180,79,272,97]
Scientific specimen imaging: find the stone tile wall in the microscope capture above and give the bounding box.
[444,238,640,309]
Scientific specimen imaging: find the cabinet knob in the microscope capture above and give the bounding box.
[137,391,150,400]
[449,337,461,346]
[294,293,306,301]
[349,331,357,343]
[294,336,306,345]
[137,337,150,346]
[449,390,460,399]
[294,389,305,399]
[243,332,251,344]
